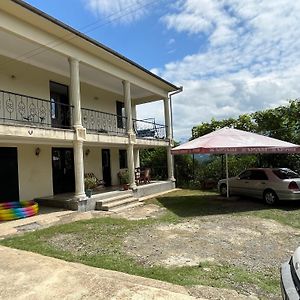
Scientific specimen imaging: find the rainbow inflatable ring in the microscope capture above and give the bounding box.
[0,200,39,221]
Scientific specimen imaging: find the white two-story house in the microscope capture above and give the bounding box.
[0,0,181,211]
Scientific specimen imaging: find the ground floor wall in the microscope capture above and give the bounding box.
[83,146,121,186]
[18,144,53,200]
[0,143,129,201]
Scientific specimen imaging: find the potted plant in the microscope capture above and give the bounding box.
[84,177,97,198]
[119,170,130,190]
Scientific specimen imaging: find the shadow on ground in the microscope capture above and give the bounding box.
[156,191,300,218]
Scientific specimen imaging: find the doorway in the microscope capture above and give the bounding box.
[0,147,19,202]
[52,148,75,194]
[50,81,70,128]
[102,149,111,187]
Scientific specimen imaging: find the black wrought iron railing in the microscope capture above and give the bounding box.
[134,118,167,140]
[0,90,168,140]
[0,90,73,129]
[81,107,127,135]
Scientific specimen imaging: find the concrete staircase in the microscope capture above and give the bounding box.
[95,190,142,212]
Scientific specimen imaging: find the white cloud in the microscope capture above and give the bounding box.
[158,0,300,141]
[84,0,152,24]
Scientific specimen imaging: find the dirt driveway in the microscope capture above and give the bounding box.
[116,199,300,299]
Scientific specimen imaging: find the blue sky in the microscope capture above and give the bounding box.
[25,0,300,141]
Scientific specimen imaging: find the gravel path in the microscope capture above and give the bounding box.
[47,203,300,299]
[123,214,300,272]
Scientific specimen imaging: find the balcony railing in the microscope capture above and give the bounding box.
[0,90,168,141]
[82,107,127,135]
[0,90,73,129]
[134,118,167,140]
[82,108,167,140]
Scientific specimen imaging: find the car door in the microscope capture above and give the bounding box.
[247,170,269,198]
[230,170,252,196]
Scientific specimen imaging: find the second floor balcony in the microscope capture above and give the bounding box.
[0,90,168,141]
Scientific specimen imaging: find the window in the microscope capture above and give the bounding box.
[239,170,252,180]
[116,101,125,129]
[273,168,299,179]
[250,170,268,180]
[50,81,70,128]
[119,149,127,169]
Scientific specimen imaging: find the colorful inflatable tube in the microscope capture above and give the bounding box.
[0,200,39,221]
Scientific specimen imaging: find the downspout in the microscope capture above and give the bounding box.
[169,86,183,139]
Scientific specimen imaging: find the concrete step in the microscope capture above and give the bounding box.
[97,194,134,205]
[92,190,132,201]
[110,201,143,213]
[99,197,138,211]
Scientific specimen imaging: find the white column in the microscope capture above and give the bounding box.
[69,57,82,127]
[69,57,85,199]
[164,97,175,181]
[123,80,136,189]
[127,144,136,189]
[134,148,140,169]
[123,80,134,135]
[164,97,172,139]
[73,140,86,199]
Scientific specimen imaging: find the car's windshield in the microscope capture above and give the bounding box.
[273,168,300,179]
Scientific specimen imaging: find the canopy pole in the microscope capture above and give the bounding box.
[192,154,195,180]
[225,154,229,198]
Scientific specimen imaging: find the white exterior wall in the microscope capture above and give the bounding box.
[83,146,102,180]
[80,83,121,114]
[0,55,121,115]
[0,144,124,201]
[18,144,53,200]
[0,144,53,200]
[83,146,121,186]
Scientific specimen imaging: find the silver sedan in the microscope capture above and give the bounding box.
[218,168,300,205]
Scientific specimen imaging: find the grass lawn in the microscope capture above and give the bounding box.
[2,189,299,298]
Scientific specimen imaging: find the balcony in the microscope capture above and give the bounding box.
[0,90,73,129]
[0,90,168,141]
[82,107,126,136]
[134,118,167,140]
[82,108,167,140]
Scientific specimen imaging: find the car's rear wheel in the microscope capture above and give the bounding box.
[220,183,227,197]
[263,190,278,205]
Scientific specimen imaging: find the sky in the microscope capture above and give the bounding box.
[25,0,300,142]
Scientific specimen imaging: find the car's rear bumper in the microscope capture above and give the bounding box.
[277,191,300,201]
[280,260,300,299]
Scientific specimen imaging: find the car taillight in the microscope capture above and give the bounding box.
[288,181,300,190]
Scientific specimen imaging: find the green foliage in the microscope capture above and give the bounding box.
[84,177,98,190]
[118,169,129,184]
[194,155,258,185]
[140,146,194,182]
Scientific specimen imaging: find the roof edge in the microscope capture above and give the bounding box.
[11,0,180,91]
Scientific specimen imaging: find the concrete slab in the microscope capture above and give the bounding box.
[0,207,110,238]
[0,246,202,300]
